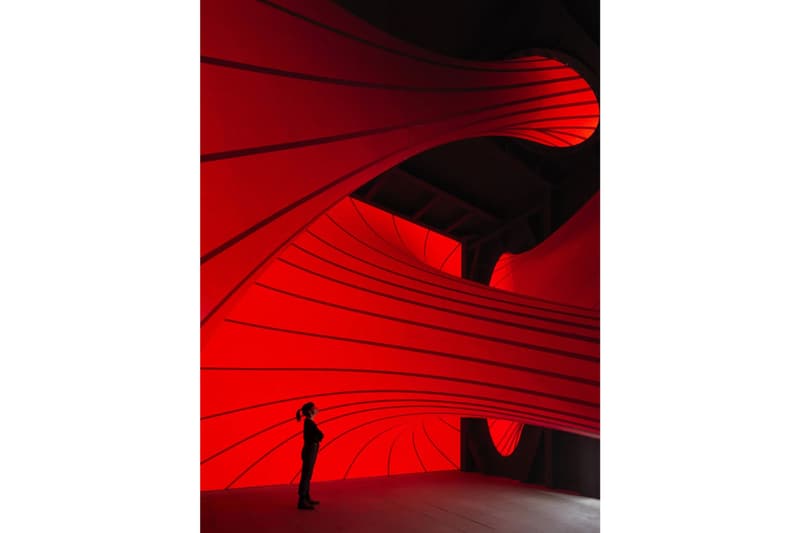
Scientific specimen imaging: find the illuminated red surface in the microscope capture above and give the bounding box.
[201,0,600,491]
[488,419,525,457]
[201,197,599,489]
[483,196,600,458]
[201,0,599,332]
[490,193,600,309]
[345,200,462,277]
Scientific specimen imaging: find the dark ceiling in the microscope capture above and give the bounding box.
[335,0,600,283]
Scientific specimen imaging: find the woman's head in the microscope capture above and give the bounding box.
[296,401,318,421]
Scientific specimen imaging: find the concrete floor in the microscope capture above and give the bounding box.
[201,471,599,533]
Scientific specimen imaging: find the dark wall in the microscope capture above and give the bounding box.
[461,418,600,498]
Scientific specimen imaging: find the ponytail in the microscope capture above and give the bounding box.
[296,401,315,421]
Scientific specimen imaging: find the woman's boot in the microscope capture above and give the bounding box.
[297,497,315,510]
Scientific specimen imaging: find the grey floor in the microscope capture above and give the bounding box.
[201,471,600,532]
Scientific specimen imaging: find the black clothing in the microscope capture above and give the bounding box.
[298,443,319,502]
[298,418,324,503]
[303,418,324,445]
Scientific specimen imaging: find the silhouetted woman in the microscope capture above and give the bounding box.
[296,401,323,510]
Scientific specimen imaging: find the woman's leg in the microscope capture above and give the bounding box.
[305,446,319,503]
[298,449,314,508]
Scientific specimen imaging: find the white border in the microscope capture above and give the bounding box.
[1,1,799,531]
[0,1,199,531]
[602,1,800,531]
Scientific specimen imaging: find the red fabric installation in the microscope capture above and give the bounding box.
[488,419,525,457]
[201,197,599,489]
[201,0,600,490]
[490,193,600,310]
[346,200,462,277]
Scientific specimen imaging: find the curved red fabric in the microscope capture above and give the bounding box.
[201,198,599,489]
[201,0,600,490]
[488,419,525,457]
[490,193,600,310]
[201,0,599,333]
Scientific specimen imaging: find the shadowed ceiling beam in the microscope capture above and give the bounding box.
[445,211,475,233]
[392,167,500,223]
[469,204,543,248]
[363,174,388,200]
[412,194,440,221]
